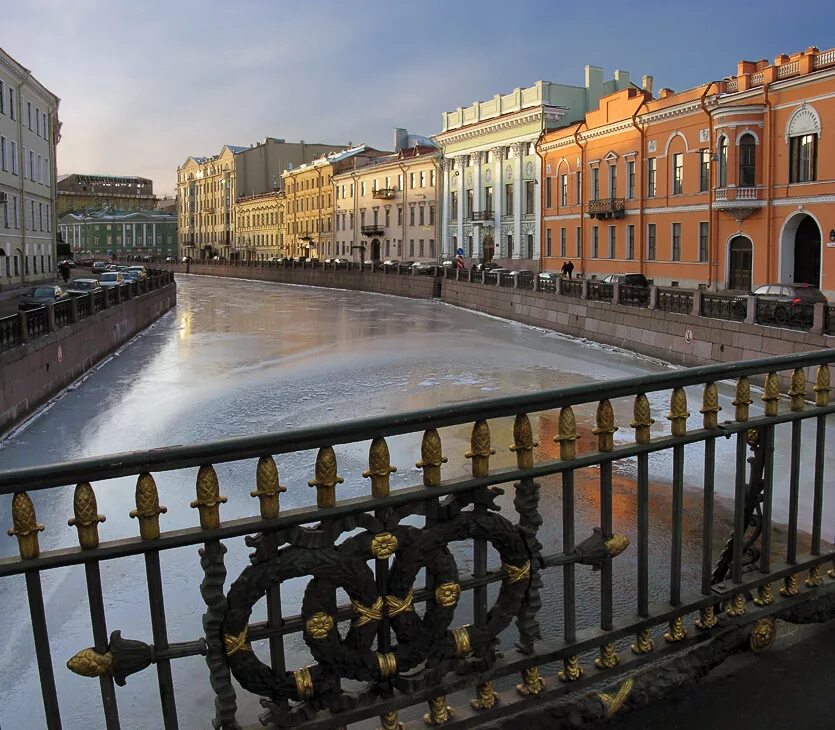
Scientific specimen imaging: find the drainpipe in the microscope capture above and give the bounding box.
[762,81,773,283]
[534,118,548,271]
[629,93,649,277]
[15,73,30,285]
[699,81,720,289]
[399,162,408,260]
[351,169,360,262]
[573,121,587,275]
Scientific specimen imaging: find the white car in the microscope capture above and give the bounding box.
[99,272,125,288]
[65,278,102,296]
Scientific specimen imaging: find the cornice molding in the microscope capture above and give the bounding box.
[435,108,552,147]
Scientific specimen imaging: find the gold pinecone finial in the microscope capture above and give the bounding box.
[814,364,831,407]
[68,482,106,550]
[465,420,495,478]
[67,647,113,677]
[509,413,538,469]
[593,399,618,452]
[308,446,344,508]
[700,382,721,429]
[734,376,752,422]
[556,406,578,460]
[130,473,167,540]
[7,491,44,560]
[416,428,447,487]
[250,456,286,519]
[631,393,654,445]
[788,368,807,412]
[762,372,780,417]
[363,437,397,498]
[667,387,690,437]
[190,465,227,530]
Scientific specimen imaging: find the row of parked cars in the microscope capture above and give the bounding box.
[17,264,151,311]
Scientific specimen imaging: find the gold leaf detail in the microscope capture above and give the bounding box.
[376,651,397,679]
[223,628,251,656]
[67,647,113,677]
[308,446,344,508]
[451,625,471,657]
[416,428,447,488]
[434,582,461,608]
[68,482,106,550]
[423,696,453,725]
[191,465,227,530]
[749,617,776,652]
[250,456,286,520]
[594,641,620,669]
[556,406,579,460]
[780,574,799,597]
[502,560,531,585]
[734,376,752,422]
[762,372,780,417]
[667,387,690,437]
[700,382,721,429]
[509,414,538,469]
[293,666,314,701]
[631,393,654,445]
[470,680,499,710]
[664,616,687,642]
[695,605,718,630]
[558,655,583,682]
[814,364,831,407]
[631,628,655,654]
[363,437,397,498]
[7,491,44,560]
[305,612,334,640]
[516,666,545,696]
[605,534,629,558]
[384,589,414,618]
[130,473,166,540]
[351,596,384,627]
[593,399,618,452]
[465,420,495,477]
[597,677,634,719]
[370,531,398,559]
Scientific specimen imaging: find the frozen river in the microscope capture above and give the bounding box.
[0,274,832,728]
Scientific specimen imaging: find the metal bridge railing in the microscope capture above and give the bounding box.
[2,350,833,729]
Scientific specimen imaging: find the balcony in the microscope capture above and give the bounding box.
[361,224,384,236]
[586,198,625,220]
[714,187,764,222]
[470,210,494,225]
[372,188,396,200]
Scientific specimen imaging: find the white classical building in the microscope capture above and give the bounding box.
[0,46,60,286]
[434,67,633,269]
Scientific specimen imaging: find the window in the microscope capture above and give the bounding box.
[409,239,414,256]
[647,223,656,260]
[592,226,599,258]
[546,228,552,257]
[545,176,552,208]
[672,153,683,194]
[525,180,535,214]
[385,208,390,227]
[575,172,582,204]
[626,225,635,260]
[430,170,435,186]
[27,101,32,130]
[575,226,581,257]
[8,88,15,119]
[738,134,756,187]
[698,222,709,262]
[560,174,568,206]
[608,226,616,258]
[608,164,617,197]
[419,206,424,225]
[507,234,513,254]
[789,134,817,183]
[419,239,424,256]
[360,181,366,196]
[449,193,457,220]
[505,183,513,213]
[672,223,681,261]
[429,206,435,225]
[484,186,493,213]
[10,140,17,174]
[527,234,534,258]
[465,190,473,218]
[419,171,426,187]
[626,160,635,199]
[591,167,599,201]
[699,150,710,192]
[0,136,5,171]
[409,173,416,189]
[559,228,566,257]
[429,239,435,257]
[646,158,656,197]
[0,80,4,114]
[717,136,728,187]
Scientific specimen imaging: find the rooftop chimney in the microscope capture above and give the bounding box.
[393,128,409,153]
[641,75,654,95]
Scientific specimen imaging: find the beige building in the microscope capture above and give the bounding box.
[235,191,285,260]
[0,46,60,287]
[177,138,345,259]
[282,145,388,260]
[57,174,156,215]
[333,132,440,262]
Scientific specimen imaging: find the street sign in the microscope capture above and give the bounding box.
[456,248,464,256]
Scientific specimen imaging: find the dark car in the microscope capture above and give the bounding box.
[411,261,441,275]
[752,283,827,326]
[602,273,650,287]
[510,269,536,284]
[18,285,71,310]
[91,261,109,275]
[471,261,503,272]
[65,278,102,296]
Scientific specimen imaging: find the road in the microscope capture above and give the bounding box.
[0,273,832,729]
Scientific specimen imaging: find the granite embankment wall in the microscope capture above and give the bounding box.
[160,263,834,369]
[0,282,177,436]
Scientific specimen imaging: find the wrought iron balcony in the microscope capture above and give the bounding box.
[360,224,384,236]
[470,210,494,224]
[586,198,625,219]
[372,188,396,200]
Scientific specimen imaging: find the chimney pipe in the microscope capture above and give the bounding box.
[641,75,654,95]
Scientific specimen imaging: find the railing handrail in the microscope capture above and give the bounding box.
[2,347,832,493]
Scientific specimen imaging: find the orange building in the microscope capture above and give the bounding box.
[539,46,835,296]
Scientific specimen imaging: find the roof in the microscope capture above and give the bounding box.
[58,208,176,223]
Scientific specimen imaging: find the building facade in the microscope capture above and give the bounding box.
[58,208,177,260]
[333,133,440,262]
[57,174,156,215]
[235,191,285,260]
[434,67,633,269]
[177,138,346,260]
[282,146,388,260]
[0,46,60,287]
[540,46,835,296]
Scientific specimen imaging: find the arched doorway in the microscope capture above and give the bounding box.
[371,239,381,261]
[728,236,753,291]
[794,216,821,287]
[482,233,495,263]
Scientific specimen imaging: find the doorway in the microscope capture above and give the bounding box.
[371,239,381,261]
[728,236,752,291]
[793,216,821,287]
[482,233,495,262]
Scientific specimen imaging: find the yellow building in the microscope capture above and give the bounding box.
[333,137,440,262]
[282,145,387,259]
[235,191,285,260]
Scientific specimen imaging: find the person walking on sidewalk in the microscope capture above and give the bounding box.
[58,261,70,283]
[561,260,575,279]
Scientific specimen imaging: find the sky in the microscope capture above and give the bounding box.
[3,0,835,197]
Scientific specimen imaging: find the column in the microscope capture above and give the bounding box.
[512,143,523,259]
[472,152,482,257]
[493,147,502,254]
[533,151,542,261]
[441,159,450,256]
[152,223,157,249]
[456,155,466,256]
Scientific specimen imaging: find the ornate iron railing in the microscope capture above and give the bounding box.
[756,299,816,330]
[54,299,73,329]
[499,272,515,288]
[26,306,48,338]
[827,305,835,336]
[586,280,613,302]
[657,288,694,315]
[1,351,834,729]
[620,284,650,308]
[559,278,583,298]
[701,293,747,322]
[484,271,498,286]
[0,311,23,349]
[536,276,557,294]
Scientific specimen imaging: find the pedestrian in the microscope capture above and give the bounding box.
[58,261,70,283]
[565,260,575,278]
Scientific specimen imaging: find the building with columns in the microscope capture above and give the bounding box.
[235,191,285,260]
[333,129,440,262]
[58,208,177,260]
[434,67,633,269]
[0,46,60,287]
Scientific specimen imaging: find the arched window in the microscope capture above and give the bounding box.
[738,134,756,187]
[786,107,820,183]
[717,136,728,188]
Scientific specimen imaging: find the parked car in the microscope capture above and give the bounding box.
[92,261,109,274]
[126,266,148,280]
[602,273,650,287]
[538,271,561,282]
[412,261,442,275]
[471,261,502,272]
[363,259,382,266]
[329,258,349,265]
[510,269,535,283]
[18,285,71,310]
[65,278,102,296]
[59,259,76,268]
[752,283,827,325]
[165,256,176,263]
[99,272,125,288]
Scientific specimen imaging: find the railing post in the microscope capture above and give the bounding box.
[70,296,79,323]
[18,310,28,342]
[495,272,501,287]
[512,273,519,289]
[811,302,826,335]
[46,303,56,332]
[87,292,95,316]
[580,279,589,299]
[691,289,702,317]
[745,295,756,325]
[115,285,122,304]
[649,285,658,310]
[612,282,620,305]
